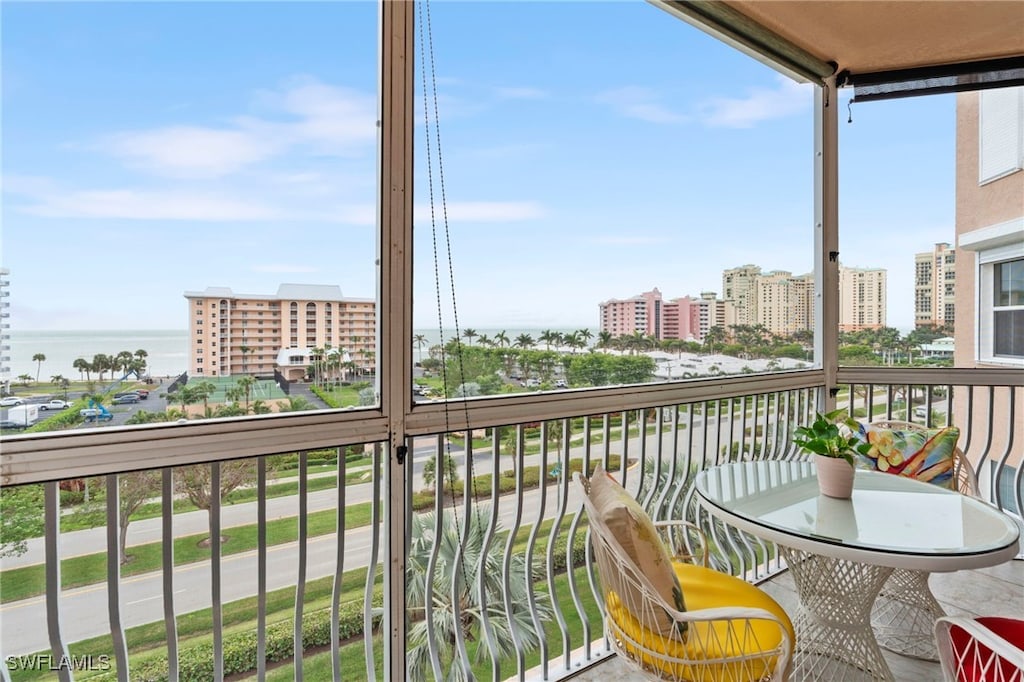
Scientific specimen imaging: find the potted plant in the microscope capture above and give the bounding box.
[794,409,870,498]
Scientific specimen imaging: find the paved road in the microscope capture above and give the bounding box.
[0,440,465,570]
[0,483,588,655]
[0,419,725,654]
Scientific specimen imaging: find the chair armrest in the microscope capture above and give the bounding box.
[935,616,1024,673]
[654,520,709,567]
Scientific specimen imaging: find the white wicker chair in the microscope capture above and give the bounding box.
[935,616,1024,682]
[575,472,793,682]
[866,419,980,660]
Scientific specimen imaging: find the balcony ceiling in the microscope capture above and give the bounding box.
[655,1,1024,91]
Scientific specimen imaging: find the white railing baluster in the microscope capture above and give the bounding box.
[294,451,308,682]
[44,481,72,682]
[211,462,223,681]
[105,474,129,681]
[330,446,346,682]
[162,468,179,682]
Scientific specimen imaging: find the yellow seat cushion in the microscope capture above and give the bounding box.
[607,562,794,682]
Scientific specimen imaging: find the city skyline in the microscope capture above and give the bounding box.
[2,2,957,332]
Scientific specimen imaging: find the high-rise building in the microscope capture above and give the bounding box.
[722,265,761,327]
[914,242,956,328]
[838,265,887,332]
[754,270,815,336]
[184,284,376,381]
[0,268,9,391]
[601,289,734,343]
[598,288,663,340]
[684,292,735,342]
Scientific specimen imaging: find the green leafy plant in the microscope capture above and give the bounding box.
[793,409,870,466]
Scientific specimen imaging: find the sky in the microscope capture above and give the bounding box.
[1,1,957,333]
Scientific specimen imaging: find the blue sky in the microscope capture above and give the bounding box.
[2,1,956,332]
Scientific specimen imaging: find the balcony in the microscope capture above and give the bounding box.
[2,2,1022,680]
[1,369,1020,681]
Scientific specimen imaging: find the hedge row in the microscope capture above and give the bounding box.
[91,593,382,682]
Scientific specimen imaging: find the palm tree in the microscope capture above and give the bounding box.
[51,375,70,401]
[235,376,257,413]
[514,333,534,349]
[115,351,134,379]
[596,330,613,350]
[704,326,727,355]
[192,381,218,417]
[539,330,554,350]
[406,506,551,681]
[32,353,46,383]
[239,345,253,376]
[493,331,510,348]
[73,358,92,382]
[92,354,113,383]
[462,328,478,346]
[577,328,593,349]
[414,334,428,362]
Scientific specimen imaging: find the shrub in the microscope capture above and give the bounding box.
[109,595,383,682]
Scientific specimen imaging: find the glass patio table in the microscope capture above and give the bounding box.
[694,460,1020,681]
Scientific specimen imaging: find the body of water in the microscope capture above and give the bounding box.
[7,330,189,381]
[4,327,598,383]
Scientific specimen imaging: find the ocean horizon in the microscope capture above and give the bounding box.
[6,326,599,381]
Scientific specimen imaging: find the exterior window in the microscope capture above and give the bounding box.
[993,258,1024,358]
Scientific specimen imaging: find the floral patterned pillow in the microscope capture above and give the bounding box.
[588,465,687,637]
[855,425,960,490]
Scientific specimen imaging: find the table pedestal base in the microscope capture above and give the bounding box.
[782,548,895,681]
[872,568,944,661]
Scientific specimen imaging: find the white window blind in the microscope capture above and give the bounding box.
[979,86,1023,184]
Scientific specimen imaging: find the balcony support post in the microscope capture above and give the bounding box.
[814,75,840,412]
[379,0,415,680]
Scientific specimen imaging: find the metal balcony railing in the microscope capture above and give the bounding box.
[0,368,1019,681]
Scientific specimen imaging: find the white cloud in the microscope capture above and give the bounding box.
[251,264,319,274]
[14,186,282,221]
[105,126,282,178]
[596,86,687,124]
[414,201,545,223]
[699,77,811,128]
[96,77,376,179]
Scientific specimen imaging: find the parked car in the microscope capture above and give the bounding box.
[112,394,140,405]
[39,399,70,411]
[554,379,568,388]
[914,406,928,419]
[525,378,541,388]
[134,389,149,400]
[0,419,26,430]
[0,396,24,407]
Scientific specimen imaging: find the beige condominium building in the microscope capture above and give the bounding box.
[953,86,1023,504]
[914,242,956,328]
[184,284,376,382]
[838,264,887,332]
[754,270,814,336]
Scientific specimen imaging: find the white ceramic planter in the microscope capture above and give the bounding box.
[815,454,856,499]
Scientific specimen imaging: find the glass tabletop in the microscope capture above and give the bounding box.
[695,460,1021,558]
